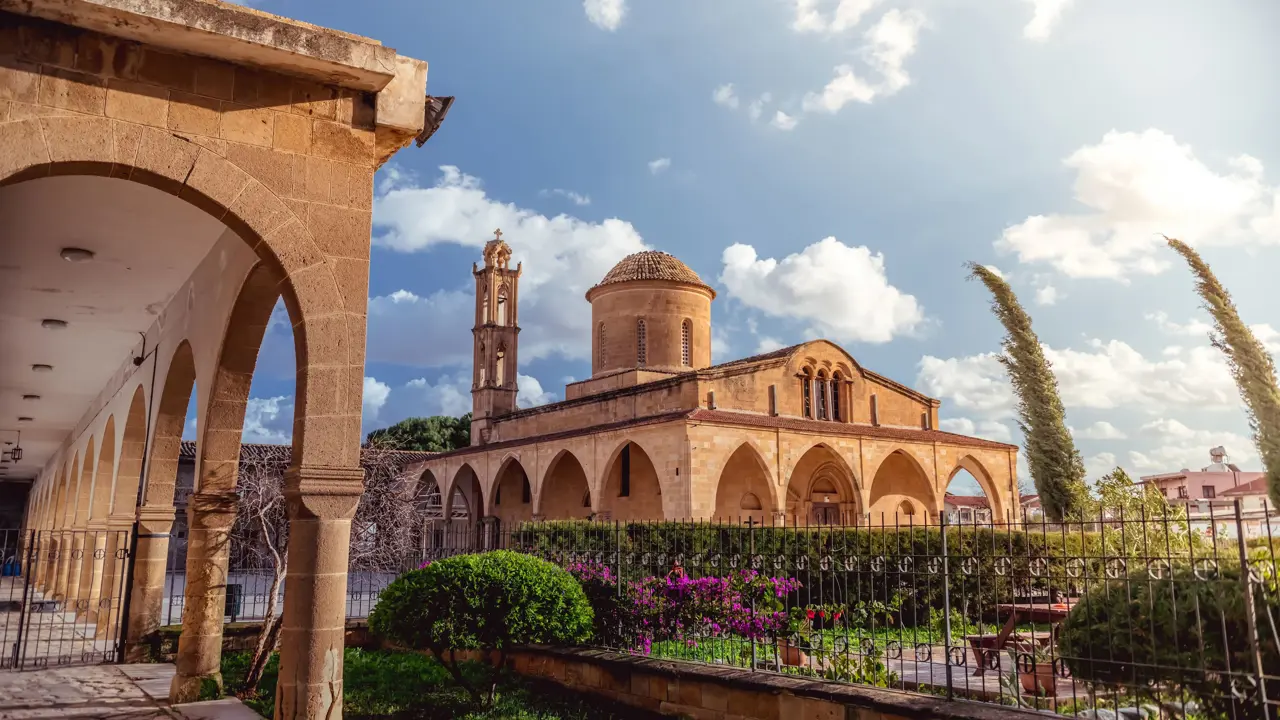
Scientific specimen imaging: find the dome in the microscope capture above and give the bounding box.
[592,251,714,296]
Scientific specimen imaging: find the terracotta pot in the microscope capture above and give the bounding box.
[1019,664,1057,697]
[777,639,808,667]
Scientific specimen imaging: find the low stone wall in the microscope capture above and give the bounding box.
[143,620,371,662]
[506,647,1034,720]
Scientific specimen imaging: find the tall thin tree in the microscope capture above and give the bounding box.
[967,263,1088,522]
[1166,237,1280,508]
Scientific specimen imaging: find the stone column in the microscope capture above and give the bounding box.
[481,516,499,550]
[770,510,787,528]
[124,506,174,661]
[52,530,74,601]
[274,466,363,720]
[63,532,87,608]
[82,520,110,622]
[170,493,237,703]
[95,514,134,639]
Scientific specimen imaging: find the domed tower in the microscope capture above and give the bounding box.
[586,251,715,376]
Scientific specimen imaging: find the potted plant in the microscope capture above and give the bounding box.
[777,607,812,666]
[1016,642,1057,697]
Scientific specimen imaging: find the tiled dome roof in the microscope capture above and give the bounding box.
[594,251,711,291]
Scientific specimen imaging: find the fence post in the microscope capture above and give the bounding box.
[1232,499,1269,710]
[939,511,954,701]
[613,520,622,648]
[11,529,38,669]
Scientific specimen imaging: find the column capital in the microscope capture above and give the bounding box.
[85,519,111,532]
[284,464,364,520]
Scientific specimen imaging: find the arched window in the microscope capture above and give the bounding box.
[478,342,487,386]
[636,319,647,366]
[681,319,692,366]
[740,493,763,511]
[899,501,916,517]
[496,285,508,326]
[582,490,592,508]
[481,288,489,324]
[830,372,842,421]
[816,370,828,420]
[495,346,506,387]
[598,323,607,368]
[801,368,813,418]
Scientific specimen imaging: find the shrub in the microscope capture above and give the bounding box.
[1058,565,1279,720]
[369,551,593,706]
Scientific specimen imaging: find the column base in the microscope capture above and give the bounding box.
[170,671,223,704]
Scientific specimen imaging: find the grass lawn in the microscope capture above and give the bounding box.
[221,648,664,719]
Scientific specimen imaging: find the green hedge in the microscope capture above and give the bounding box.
[507,521,1118,624]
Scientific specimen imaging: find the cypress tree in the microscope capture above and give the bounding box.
[967,263,1088,522]
[1166,238,1280,509]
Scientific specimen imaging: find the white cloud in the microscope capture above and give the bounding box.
[771,111,799,131]
[1148,312,1280,354]
[983,265,1006,279]
[1034,283,1058,306]
[755,337,786,354]
[712,83,740,110]
[648,157,671,175]
[371,166,648,365]
[711,326,733,364]
[918,353,1013,417]
[748,93,772,121]
[182,415,197,442]
[720,237,924,344]
[1078,421,1127,440]
[584,0,626,31]
[1085,452,1118,478]
[242,396,294,445]
[792,0,884,34]
[362,376,391,420]
[517,374,556,408]
[998,130,1280,280]
[1021,0,1072,41]
[939,417,1013,443]
[801,9,926,113]
[1128,419,1256,474]
[540,188,592,206]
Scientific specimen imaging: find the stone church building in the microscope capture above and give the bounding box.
[410,235,1019,528]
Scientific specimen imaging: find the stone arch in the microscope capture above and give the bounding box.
[785,443,859,525]
[713,442,775,524]
[599,439,664,521]
[446,463,484,520]
[197,262,281,497]
[88,415,117,521]
[945,455,1006,522]
[868,449,938,524]
[112,385,148,517]
[142,340,197,509]
[492,455,533,525]
[53,456,74,530]
[73,437,96,529]
[538,449,592,520]
[0,118,358,469]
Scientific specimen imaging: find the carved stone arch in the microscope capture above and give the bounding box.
[88,415,117,521]
[712,441,775,524]
[111,384,149,518]
[142,339,197,509]
[867,448,939,524]
[73,436,96,528]
[491,453,533,524]
[538,448,592,519]
[445,462,483,520]
[599,438,667,521]
[58,451,79,530]
[946,454,1006,521]
[0,118,358,469]
[784,443,860,525]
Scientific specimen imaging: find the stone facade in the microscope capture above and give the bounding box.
[10,1,435,717]
[412,248,1019,528]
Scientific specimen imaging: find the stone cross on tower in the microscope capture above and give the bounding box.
[470,229,522,445]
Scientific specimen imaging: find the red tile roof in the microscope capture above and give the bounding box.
[687,409,1018,450]
[593,251,712,294]
[945,493,991,508]
[1221,476,1270,497]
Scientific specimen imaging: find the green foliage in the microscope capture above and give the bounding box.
[1058,564,1280,720]
[1091,467,1204,557]
[366,413,471,452]
[1167,237,1280,509]
[370,551,593,707]
[966,262,1089,522]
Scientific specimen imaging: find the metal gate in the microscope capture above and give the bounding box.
[0,528,131,670]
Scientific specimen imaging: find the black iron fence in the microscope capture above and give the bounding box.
[154,502,1279,717]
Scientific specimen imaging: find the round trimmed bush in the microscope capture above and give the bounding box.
[369,550,594,654]
[1058,565,1278,719]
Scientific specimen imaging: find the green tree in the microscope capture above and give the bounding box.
[366,413,472,452]
[967,263,1088,522]
[1091,466,1199,558]
[1167,237,1280,508]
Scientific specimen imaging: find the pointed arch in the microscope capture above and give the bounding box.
[868,449,937,524]
[74,437,96,528]
[492,455,533,525]
[538,449,591,520]
[446,463,484,520]
[496,283,509,326]
[142,340,196,508]
[784,443,859,525]
[89,416,117,521]
[599,439,664,521]
[713,442,775,524]
[945,454,1005,522]
[112,385,148,517]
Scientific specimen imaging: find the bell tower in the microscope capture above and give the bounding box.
[471,229,521,445]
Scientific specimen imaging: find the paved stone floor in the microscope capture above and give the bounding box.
[0,664,260,720]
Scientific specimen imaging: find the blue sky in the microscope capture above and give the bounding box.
[191,0,1280,496]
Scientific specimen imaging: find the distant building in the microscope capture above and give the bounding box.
[1140,447,1276,539]
[1020,494,1042,521]
[943,493,993,525]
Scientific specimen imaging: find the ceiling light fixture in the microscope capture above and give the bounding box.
[17,417,32,422]
[60,247,95,263]
[41,319,68,329]
[22,395,40,401]
[31,364,52,372]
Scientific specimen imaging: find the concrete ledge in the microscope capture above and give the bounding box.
[515,646,1044,720]
[0,0,400,90]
